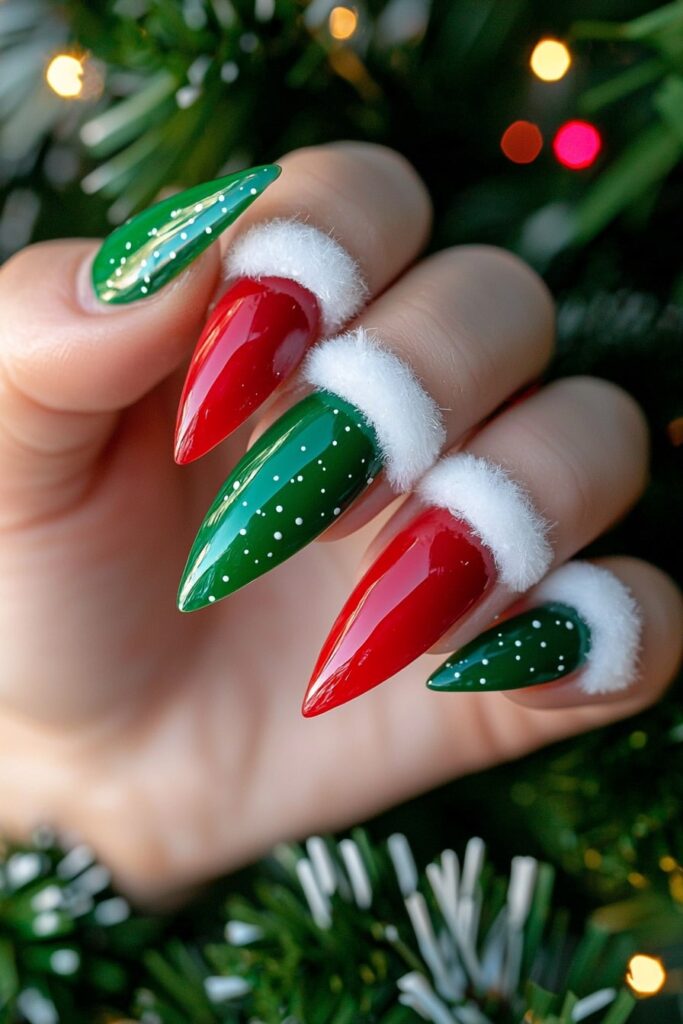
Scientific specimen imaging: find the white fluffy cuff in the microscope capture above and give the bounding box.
[304,328,445,491]
[418,454,552,591]
[532,561,642,694]
[225,218,367,333]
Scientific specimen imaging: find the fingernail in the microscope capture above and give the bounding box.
[303,507,495,716]
[302,453,552,716]
[91,165,280,304]
[174,220,366,462]
[177,328,444,610]
[427,604,590,691]
[174,276,321,463]
[428,561,641,695]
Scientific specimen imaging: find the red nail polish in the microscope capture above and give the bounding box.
[174,276,320,463]
[302,506,495,717]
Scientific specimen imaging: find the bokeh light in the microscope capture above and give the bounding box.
[329,6,358,40]
[530,39,571,82]
[553,120,602,170]
[46,54,84,98]
[501,121,543,164]
[626,954,667,997]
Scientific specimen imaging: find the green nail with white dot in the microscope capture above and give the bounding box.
[427,602,592,692]
[92,164,280,304]
[177,391,383,610]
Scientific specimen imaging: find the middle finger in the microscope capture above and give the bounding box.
[178,244,554,609]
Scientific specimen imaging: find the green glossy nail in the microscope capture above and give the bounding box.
[92,164,280,304]
[427,602,592,692]
[177,391,383,610]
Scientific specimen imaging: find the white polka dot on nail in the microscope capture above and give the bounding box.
[273,531,282,540]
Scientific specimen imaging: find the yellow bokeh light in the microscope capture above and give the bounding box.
[530,39,571,82]
[329,6,358,40]
[46,54,84,98]
[627,954,667,997]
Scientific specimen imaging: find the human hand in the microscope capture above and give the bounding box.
[0,143,679,899]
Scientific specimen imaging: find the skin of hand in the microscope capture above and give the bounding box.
[0,143,680,902]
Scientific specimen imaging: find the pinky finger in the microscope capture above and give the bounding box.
[427,557,683,710]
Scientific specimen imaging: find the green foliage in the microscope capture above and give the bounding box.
[0,829,636,1024]
[136,831,638,1024]
[0,829,162,1022]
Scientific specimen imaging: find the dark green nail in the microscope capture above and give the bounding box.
[427,602,592,692]
[92,164,280,304]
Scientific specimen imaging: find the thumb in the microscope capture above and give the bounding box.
[0,237,220,525]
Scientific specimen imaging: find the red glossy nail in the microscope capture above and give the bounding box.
[174,275,320,463]
[302,506,495,717]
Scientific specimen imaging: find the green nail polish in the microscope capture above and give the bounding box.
[92,164,280,304]
[178,391,383,610]
[427,602,592,692]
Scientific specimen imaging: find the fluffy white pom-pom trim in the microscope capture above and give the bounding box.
[304,328,445,491]
[532,561,642,694]
[225,219,367,333]
[418,453,552,591]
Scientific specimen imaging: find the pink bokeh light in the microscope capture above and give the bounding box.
[553,120,602,170]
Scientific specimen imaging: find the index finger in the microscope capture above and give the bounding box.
[174,142,433,462]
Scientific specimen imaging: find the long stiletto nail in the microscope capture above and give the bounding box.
[174,221,366,463]
[302,454,552,717]
[428,561,641,695]
[91,165,280,304]
[177,329,444,610]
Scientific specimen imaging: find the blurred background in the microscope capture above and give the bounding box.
[0,1,682,1022]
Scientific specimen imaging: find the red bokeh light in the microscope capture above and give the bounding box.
[500,120,543,164]
[553,120,602,170]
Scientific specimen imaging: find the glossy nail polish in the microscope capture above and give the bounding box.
[302,507,495,717]
[174,276,321,464]
[427,603,591,692]
[177,391,383,610]
[92,165,280,304]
